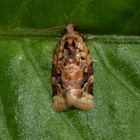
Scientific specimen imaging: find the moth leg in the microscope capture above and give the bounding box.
[80,34,95,39]
[48,59,53,62]
[92,59,98,63]
[53,95,71,112]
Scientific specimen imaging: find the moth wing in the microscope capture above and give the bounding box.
[66,41,94,111]
[52,61,70,111]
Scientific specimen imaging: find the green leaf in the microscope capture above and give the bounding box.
[0,0,140,140]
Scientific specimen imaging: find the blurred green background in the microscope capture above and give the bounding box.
[0,0,140,140]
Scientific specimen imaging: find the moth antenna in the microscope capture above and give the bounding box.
[28,26,65,34]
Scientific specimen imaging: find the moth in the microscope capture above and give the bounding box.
[52,23,94,111]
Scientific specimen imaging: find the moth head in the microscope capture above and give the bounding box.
[65,22,77,34]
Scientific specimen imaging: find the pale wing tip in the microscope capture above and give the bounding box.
[78,100,93,111]
[53,96,70,112]
[53,94,93,111]
[53,101,93,111]
[72,98,93,111]
[53,103,69,112]
[66,92,94,111]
